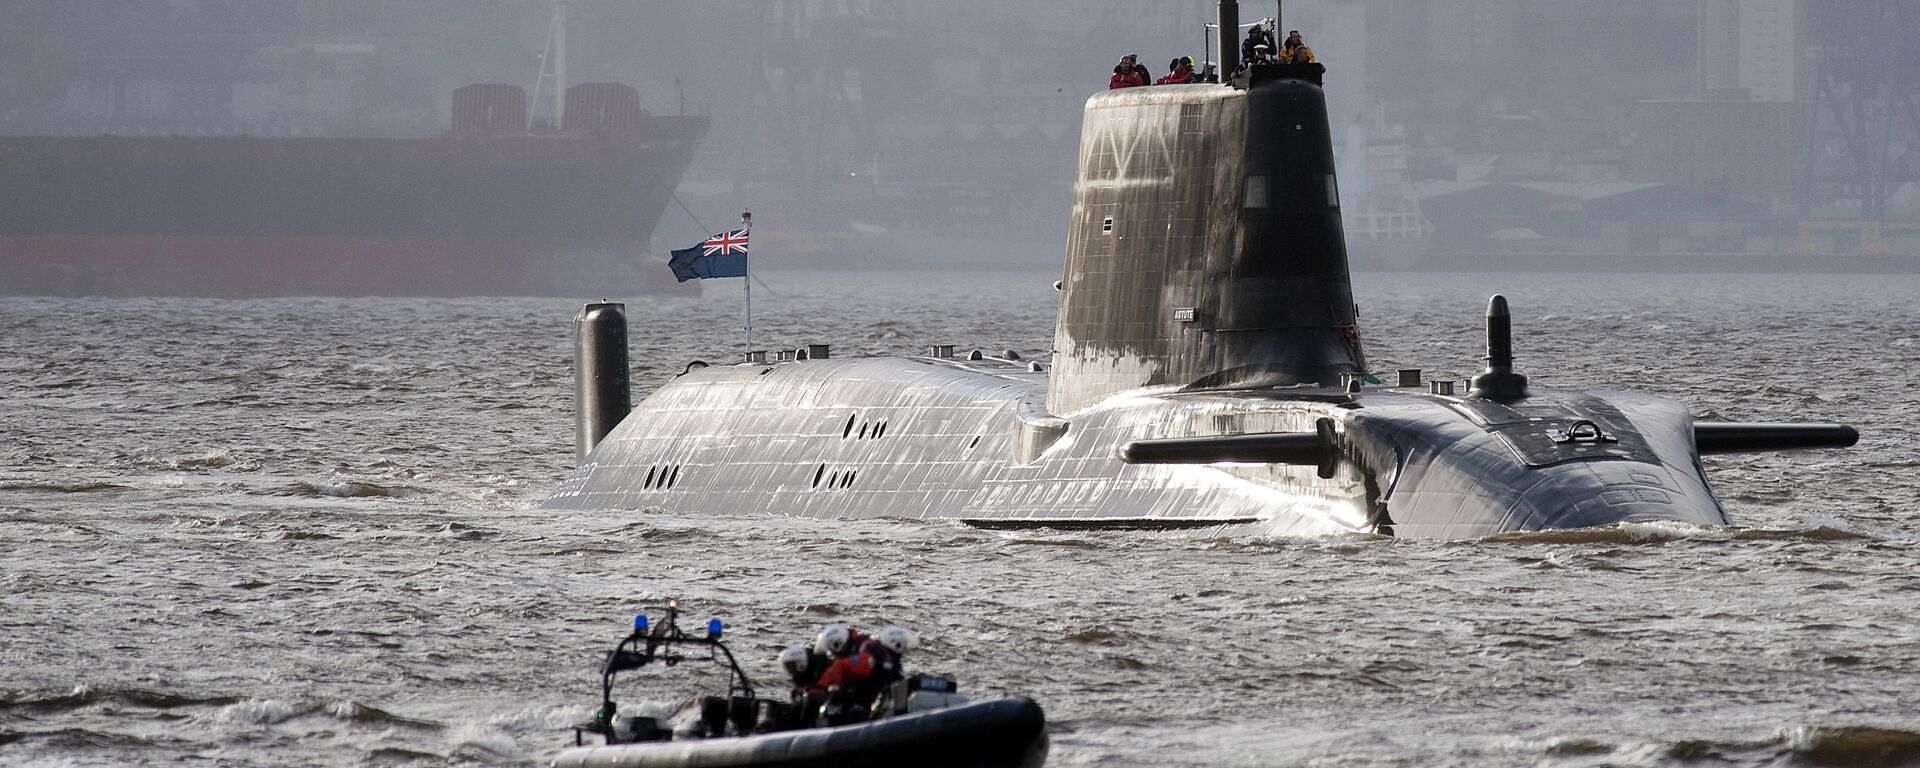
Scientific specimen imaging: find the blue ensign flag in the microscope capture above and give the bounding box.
[667,228,749,282]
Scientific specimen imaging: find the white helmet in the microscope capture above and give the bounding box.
[778,645,810,677]
[813,623,852,656]
[876,625,914,655]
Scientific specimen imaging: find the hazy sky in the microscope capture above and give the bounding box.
[2,0,1911,268]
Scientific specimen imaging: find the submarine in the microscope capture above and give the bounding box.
[545,3,1857,539]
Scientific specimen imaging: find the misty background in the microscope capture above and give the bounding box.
[2,0,1915,270]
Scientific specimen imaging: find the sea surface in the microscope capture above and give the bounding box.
[3,270,1917,768]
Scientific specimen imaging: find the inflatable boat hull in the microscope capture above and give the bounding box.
[551,697,1047,768]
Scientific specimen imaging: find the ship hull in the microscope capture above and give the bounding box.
[0,115,706,297]
[0,235,690,298]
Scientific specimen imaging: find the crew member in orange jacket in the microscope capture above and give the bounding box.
[808,624,914,724]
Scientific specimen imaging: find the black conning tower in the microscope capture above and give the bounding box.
[1048,65,1365,415]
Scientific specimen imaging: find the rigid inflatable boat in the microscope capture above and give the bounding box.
[551,601,1047,768]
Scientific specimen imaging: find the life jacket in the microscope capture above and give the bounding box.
[813,636,904,715]
[1109,69,1145,89]
[1155,63,1193,85]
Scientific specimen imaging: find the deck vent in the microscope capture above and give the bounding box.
[807,343,831,360]
[1398,369,1422,387]
[967,349,985,361]
[777,350,795,362]
[929,344,955,358]
[744,350,768,363]
[1429,380,1456,396]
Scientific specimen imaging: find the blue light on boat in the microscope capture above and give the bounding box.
[707,618,723,638]
[634,614,649,631]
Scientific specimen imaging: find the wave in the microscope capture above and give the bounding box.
[0,684,238,713]
[0,480,129,493]
[1786,725,1920,767]
[210,697,447,730]
[273,480,427,498]
[1523,726,1920,766]
[365,746,446,762]
[270,529,340,541]
[0,727,161,749]
[445,721,523,760]
[214,698,307,725]
[323,700,444,730]
[129,449,245,471]
[1481,521,1870,545]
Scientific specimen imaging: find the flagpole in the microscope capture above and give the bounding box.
[741,210,752,356]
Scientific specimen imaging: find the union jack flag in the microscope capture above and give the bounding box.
[702,228,750,256]
[668,227,751,282]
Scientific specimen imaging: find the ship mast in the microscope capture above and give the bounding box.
[530,0,569,129]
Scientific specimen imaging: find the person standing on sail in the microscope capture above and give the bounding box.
[1282,30,1316,63]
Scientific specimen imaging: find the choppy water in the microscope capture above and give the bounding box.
[3,270,1917,767]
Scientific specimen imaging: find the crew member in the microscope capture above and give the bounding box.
[1282,30,1316,63]
[1108,54,1146,89]
[809,623,913,724]
[1243,23,1276,66]
[778,645,830,692]
[1155,56,1194,85]
[771,645,832,729]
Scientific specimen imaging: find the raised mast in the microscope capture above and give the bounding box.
[530,0,569,129]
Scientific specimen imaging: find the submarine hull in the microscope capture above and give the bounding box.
[546,355,1727,539]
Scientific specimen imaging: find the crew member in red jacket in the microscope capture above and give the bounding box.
[1155,56,1195,84]
[1108,54,1147,89]
[808,623,914,724]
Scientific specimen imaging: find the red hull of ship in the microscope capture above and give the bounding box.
[0,83,705,298]
[0,235,692,298]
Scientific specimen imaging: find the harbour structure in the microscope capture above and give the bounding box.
[545,3,1856,538]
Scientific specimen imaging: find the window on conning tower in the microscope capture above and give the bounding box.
[1244,176,1269,209]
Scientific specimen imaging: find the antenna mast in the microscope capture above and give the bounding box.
[530,0,569,129]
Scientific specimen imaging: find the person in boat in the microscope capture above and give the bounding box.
[779,645,830,691]
[809,623,913,725]
[1282,30,1316,63]
[1109,54,1148,89]
[1155,56,1195,85]
[774,644,833,728]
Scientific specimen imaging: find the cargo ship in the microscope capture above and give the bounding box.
[0,80,705,298]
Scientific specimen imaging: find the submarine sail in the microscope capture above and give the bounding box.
[545,47,1854,538]
[1050,66,1364,415]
